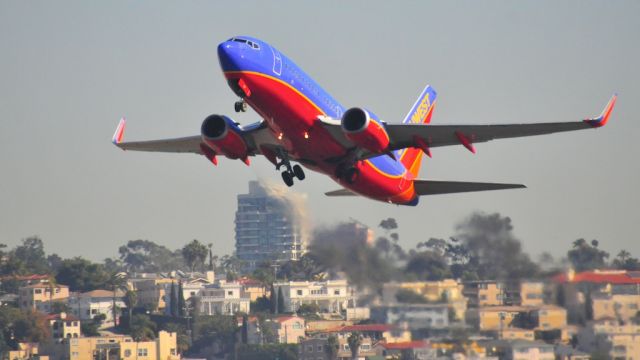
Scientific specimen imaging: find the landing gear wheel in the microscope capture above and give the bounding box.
[345,168,359,184]
[281,171,294,187]
[292,165,305,180]
[234,100,247,113]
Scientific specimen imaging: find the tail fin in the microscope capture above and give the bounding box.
[399,85,437,177]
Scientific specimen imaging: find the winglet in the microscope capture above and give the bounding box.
[584,94,617,128]
[112,118,126,145]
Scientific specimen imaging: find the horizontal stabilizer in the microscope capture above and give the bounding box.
[325,188,357,196]
[414,179,525,195]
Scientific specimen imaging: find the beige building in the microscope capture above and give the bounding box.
[46,312,81,340]
[578,320,640,360]
[19,283,69,312]
[273,280,353,313]
[592,293,640,322]
[39,331,179,360]
[500,328,535,341]
[472,305,566,332]
[518,282,545,307]
[246,315,306,344]
[4,343,47,360]
[197,282,250,315]
[463,280,504,307]
[382,279,467,320]
[131,278,176,312]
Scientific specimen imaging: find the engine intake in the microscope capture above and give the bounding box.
[341,108,390,154]
[201,115,249,160]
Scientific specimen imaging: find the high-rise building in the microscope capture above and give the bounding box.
[235,181,308,270]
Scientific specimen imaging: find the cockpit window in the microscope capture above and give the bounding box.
[229,38,260,50]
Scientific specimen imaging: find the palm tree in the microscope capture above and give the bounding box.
[108,272,128,327]
[47,275,57,314]
[123,290,138,328]
[325,335,339,360]
[347,332,362,360]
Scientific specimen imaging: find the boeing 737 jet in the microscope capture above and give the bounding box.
[112,36,616,205]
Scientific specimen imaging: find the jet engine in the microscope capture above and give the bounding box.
[341,107,390,154]
[201,114,250,160]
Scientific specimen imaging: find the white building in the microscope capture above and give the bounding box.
[273,280,353,313]
[67,289,126,326]
[371,304,450,330]
[197,282,250,315]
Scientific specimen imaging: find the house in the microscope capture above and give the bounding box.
[131,277,176,312]
[372,303,450,331]
[245,315,305,344]
[592,293,640,322]
[485,340,555,360]
[273,280,354,313]
[38,331,179,360]
[504,281,546,307]
[299,334,382,360]
[380,340,436,360]
[3,343,46,360]
[67,289,126,326]
[470,305,567,332]
[463,280,505,307]
[19,283,69,312]
[45,312,81,340]
[197,282,250,315]
[323,324,412,344]
[577,319,640,360]
[238,277,267,301]
[382,279,467,321]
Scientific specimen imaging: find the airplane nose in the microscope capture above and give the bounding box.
[217,42,242,71]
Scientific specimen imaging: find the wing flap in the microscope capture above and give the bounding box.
[324,188,357,196]
[414,179,525,195]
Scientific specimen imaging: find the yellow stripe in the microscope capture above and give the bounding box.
[224,71,326,115]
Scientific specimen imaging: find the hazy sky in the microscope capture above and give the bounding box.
[1,1,639,262]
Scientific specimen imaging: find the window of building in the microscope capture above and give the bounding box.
[71,352,79,357]
[228,291,233,296]
[306,345,314,352]
[137,348,148,357]
[334,290,340,295]
[480,295,487,300]
[35,289,42,294]
[343,344,350,350]
[170,349,176,355]
[124,350,131,357]
[297,290,303,296]
[293,322,302,329]
[628,303,638,309]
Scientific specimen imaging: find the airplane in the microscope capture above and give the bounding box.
[112,36,616,206]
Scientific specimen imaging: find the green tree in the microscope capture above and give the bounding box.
[123,290,138,328]
[55,258,110,292]
[169,282,178,317]
[107,272,127,327]
[277,287,285,314]
[12,236,50,274]
[182,239,208,273]
[177,281,186,317]
[269,284,277,314]
[567,239,610,272]
[130,314,156,341]
[347,332,362,360]
[612,250,640,271]
[118,240,184,273]
[192,315,237,355]
[325,335,339,360]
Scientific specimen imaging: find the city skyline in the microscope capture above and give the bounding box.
[1,2,639,260]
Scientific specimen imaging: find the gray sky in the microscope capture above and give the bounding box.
[1,1,639,262]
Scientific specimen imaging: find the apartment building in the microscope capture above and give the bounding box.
[381,279,467,320]
[67,289,126,325]
[197,282,250,315]
[19,283,70,312]
[592,293,640,322]
[273,280,353,313]
[46,312,81,340]
[577,320,640,360]
[38,331,179,360]
[463,280,505,307]
[371,303,450,331]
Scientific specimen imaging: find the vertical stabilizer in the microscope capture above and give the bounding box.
[399,85,437,177]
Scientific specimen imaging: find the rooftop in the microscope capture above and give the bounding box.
[553,269,640,284]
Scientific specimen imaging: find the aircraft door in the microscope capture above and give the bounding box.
[270,46,282,76]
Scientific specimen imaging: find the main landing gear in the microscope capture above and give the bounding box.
[234,99,247,113]
[276,149,305,187]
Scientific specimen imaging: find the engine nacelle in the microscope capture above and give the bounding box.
[201,114,250,160]
[341,107,390,154]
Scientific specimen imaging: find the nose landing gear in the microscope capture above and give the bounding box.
[276,149,305,187]
[234,99,247,113]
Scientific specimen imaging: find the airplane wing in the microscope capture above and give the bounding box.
[320,94,616,158]
[112,118,280,158]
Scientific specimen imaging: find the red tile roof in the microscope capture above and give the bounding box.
[552,270,640,284]
[382,341,429,350]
